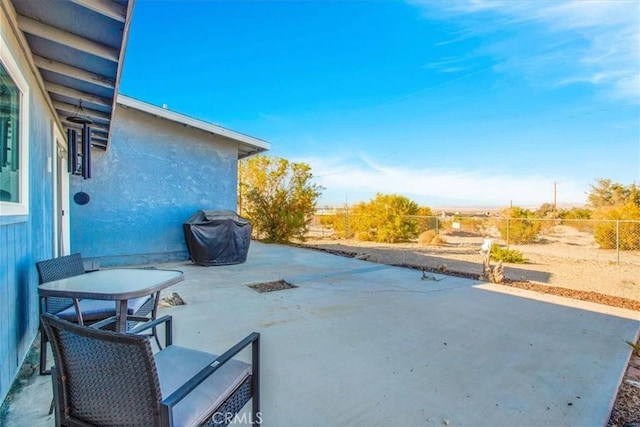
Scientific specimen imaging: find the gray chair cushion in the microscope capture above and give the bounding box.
[155,345,251,427]
[57,296,151,321]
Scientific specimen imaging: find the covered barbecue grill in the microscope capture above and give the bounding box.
[183,210,252,266]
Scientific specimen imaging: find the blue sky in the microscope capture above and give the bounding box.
[120,0,640,209]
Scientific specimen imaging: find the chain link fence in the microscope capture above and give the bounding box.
[307,213,640,266]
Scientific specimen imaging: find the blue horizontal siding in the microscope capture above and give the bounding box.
[0,96,55,405]
[0,221,37,403]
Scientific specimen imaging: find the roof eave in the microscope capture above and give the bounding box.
[105,0,135,148]
[117,94,271,159]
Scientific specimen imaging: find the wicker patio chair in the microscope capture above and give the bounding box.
[41,313,260,427]
[36,253,158,375]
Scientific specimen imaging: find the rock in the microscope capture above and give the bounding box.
[160,292,186,306]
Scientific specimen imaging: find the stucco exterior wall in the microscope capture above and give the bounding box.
[0,3,57,404]
[70,104,239,267]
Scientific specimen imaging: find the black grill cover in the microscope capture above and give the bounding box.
[183,210,252,266]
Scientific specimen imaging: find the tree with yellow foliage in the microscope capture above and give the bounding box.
[344,193,420,243]
[238,155,323,243]
[589,179,640,249]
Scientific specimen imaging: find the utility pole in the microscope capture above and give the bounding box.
[553,181,557,211]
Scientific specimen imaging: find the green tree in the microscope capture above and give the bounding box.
[238,155,323,243]
[345,193,420,243]
[587,178,637,208]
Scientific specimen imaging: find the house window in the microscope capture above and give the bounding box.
[0,39,29,216]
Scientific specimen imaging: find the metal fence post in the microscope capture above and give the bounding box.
[506,218,510,247]
[616,220,620,265]
[345,208,349,238]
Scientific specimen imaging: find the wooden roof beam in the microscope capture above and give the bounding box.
[47,82,112,108]
[69,0,127,23]
[17,15,119,61]
[34,55,115,89]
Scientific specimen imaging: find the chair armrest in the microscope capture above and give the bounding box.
[89,315,173,347]
[161,332,260,411]
[129,315,173,347]
[89,316,117,330]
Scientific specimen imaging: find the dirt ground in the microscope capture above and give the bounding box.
[297,224,640,426]
[302,225,640,303]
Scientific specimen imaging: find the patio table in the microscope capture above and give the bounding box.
[38,268,184,332]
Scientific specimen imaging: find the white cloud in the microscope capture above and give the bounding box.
[423,56,476,74]
[297,154,587,208]
[409,0,640,103]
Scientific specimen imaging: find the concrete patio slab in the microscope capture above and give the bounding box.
[3,242,639,426]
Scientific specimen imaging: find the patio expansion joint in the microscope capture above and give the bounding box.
[287,278,477,296]
[274,262,481,295]
[283,264,398,283]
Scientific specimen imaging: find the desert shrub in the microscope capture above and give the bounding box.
[592,203,640,250]
[430,234,447,245]
[618,220,640,250]
[539,219,561,235]
[347,193,420,243]
[418,230,447,246]
[415,207,436,231]
[355,230,373,241]
[560,207,593,220]
[559,207,594,233]
[459,217,486,235]
[593,222,618,249]
[587,180,640,250]
[625,340,640,357]
[328,209,353,238]
[497,207,541,244]
[490,243,526,264]
[418,230,436,245]
[536,203,559,218]
[413,208,439,234]
[319,214,335,228]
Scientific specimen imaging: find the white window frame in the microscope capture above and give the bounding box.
[0,33,30,216]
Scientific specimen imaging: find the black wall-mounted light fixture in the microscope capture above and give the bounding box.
[66,100,92,179]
